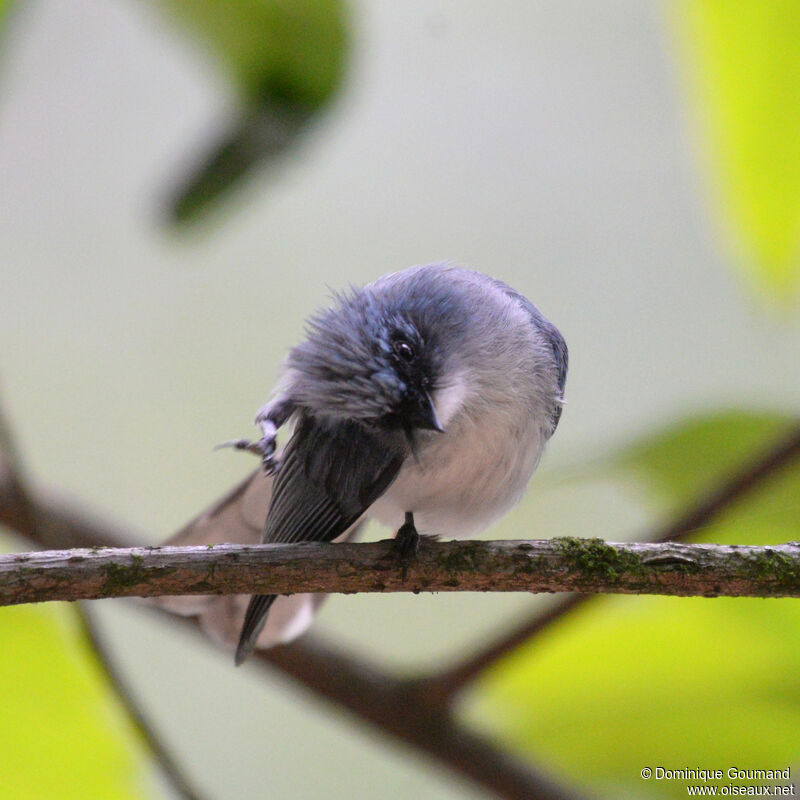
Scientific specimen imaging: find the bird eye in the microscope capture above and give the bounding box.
[393,338,416,363]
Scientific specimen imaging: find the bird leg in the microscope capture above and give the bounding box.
[214,437,280,474]
[394,511,421,580]
[214,394,295,475]
[395,511,419,556]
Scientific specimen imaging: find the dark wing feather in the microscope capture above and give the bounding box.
[235,415,405,664]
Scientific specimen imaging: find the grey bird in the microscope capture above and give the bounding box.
[159,263,567,664]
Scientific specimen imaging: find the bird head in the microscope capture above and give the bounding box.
[285,287,444,436]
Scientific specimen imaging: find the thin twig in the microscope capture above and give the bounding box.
[2,539,800,606]
[0,389,211,800]
[75,605,209,800]
[425,421,800,703]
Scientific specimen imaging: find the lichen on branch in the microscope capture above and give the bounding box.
[2,537,800,607]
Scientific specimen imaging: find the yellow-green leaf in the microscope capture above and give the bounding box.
[0,1,16,47]
[615,410,800,540]
[670,1,800,301]
[156,0,349,222]
[158,0,347,107]
[466,410,800,798]
[0,604,146,799]
[468,593,800,798]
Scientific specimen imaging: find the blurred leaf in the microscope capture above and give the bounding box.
[156,0,348,223]
[468,594,800,798]
[670,1,800,302]
[466,410,800,798]
[168,102,312,223]
[615,409,797,529]
[160,0,346,106]
[0,1,16,48]
[0,604,146,799]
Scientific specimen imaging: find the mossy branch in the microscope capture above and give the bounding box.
[0,435,583,800]
[3,537,800,606]
[423,422,800,705]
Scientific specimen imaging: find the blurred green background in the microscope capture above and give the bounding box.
[2,1,800,798]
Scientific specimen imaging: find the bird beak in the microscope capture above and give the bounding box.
[414,391,444,433]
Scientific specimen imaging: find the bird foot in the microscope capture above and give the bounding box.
[392,512,433,580]
[214,436,280,475]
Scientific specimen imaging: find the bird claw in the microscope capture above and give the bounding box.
[260,450,280,476]
[393,513,423,580]
[214,436,280,475]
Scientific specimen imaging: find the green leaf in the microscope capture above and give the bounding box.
[0,604,146,799]
[0,1,17,49]
[167,102,313,223]
[614,409,799,537]
[670,1,800,301]
[156,0,348,223]
[468,594,800,798]
[159,0,346,106]
[465,411,800,798]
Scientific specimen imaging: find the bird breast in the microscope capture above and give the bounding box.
[367,406,548,538]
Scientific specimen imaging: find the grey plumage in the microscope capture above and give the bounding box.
[154,468,365,651]
[490,277,568,429]
[233,263,568,664]
[235,417,406,663]
[158,263,568,664]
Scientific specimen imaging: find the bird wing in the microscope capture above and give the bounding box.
[167,469,269,549]
[154,467,365,650]
[265,415,405,544]
[236,415,405,663]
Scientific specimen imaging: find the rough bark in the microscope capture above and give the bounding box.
[0,475,587,800]
[2,538,800,607]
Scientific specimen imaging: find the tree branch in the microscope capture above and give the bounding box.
[2,538,800,606]
[0,481,585,800]
[424,421,800,703]
[0,397,209,800]
[6,424,797,800]
[254,632,580,800]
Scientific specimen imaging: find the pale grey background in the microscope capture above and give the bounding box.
[2,1,799,798]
